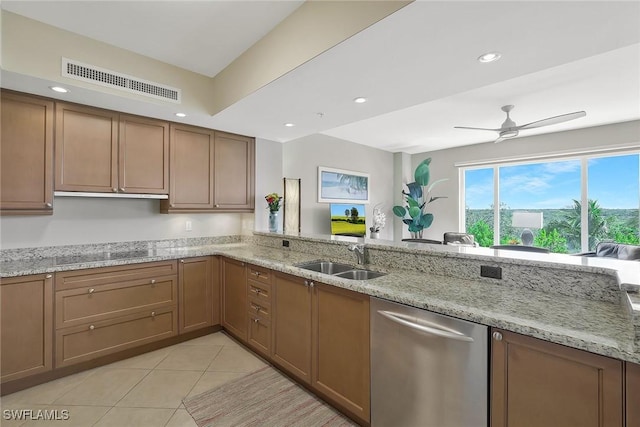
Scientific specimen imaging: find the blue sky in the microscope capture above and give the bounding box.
[465,154,639,209]
[330,203,366,217]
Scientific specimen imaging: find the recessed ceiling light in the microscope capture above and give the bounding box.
[49,86,69,93]
[477,52,502,63]
[284,123,295,127]
[353,97,367,104]
[175,113,186,118]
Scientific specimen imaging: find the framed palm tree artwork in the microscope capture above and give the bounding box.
[318,166,369,204]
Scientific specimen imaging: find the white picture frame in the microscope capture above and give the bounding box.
[318,166,370,204]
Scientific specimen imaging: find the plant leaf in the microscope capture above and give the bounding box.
[420,213,434,228]
[406,182,423,200]
[392,206,406,217]
[406,197,419,209]
[408,206,421,219]
[414,158,431,186]
[402,218,413,225]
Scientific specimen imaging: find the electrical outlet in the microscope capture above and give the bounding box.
[282,240,290,247]
[481,265,502,279]
[185,221,192,231]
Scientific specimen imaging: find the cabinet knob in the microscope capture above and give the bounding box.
[89,325,95,330]
[45,203,52,208]
[45,274,52,279]
[215,204,220,208]
[253,318,259,323]
[492,331,503,341]
[170,203,175,207]
[119,187,125,192]
[151,311,156,317]
[309,281,315,288]
[88,288,95,294]
[180,259,185,263]
[252,304,261,312]
[150,279,156,284]
[304,280,309,286]
[112,188,118,192]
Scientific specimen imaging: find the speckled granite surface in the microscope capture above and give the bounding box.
[1,233,638,364]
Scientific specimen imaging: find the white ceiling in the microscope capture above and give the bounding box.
[2,1,640,154]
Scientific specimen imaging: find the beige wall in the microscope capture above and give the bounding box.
[283,134,395,240]
[409,120,640,242]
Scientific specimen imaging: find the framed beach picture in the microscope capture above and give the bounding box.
[318,166,370,204]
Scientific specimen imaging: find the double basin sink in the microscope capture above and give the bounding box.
[295,261,386,280]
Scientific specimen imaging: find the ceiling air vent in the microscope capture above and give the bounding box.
[61,57,181,103]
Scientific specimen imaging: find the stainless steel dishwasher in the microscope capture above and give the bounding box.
[371,297,488,427]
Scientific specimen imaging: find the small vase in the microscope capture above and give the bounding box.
[268,211,278,233]
[410,230,424,239]
[370,231,380,239]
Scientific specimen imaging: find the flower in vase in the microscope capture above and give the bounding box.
[265,193,283,213]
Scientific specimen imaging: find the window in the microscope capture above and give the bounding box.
[462,152,640,253]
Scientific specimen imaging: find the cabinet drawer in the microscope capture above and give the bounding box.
[55,306,177,368]
[248,313,270,357]
[248,265,273,285]
[56,276,177,329]
[248,297,270,319]
[248,281,271,305]
[55,261,177,291]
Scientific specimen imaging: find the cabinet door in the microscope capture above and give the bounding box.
[628,362,640,427]
[0,91,54,214]
[163,124,215,210]
[312,283,370,423]
[1,274,53,382]
[211,256,221,326]
[272,273,312,384]
[221,257,247,341]
[178,257,213,334]
[491,328,623,427]
[119,114,169,194]
[214,132,255,211]
[55,103,118,192]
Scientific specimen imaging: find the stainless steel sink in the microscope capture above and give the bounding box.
[334,269,386,280]
[295,261,386,280]
[295,261,354,275]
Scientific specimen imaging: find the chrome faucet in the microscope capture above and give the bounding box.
[348,244,366,265]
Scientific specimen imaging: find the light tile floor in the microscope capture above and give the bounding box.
[1,332,266,427]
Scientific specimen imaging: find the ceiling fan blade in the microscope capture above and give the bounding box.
[454,126,500,132]
[518,111,586,130]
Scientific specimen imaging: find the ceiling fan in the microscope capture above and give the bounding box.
[454,105,586,143]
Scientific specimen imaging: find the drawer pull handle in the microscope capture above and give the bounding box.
[150,279,156,284]
[88,288,95,294]
[151,311,156,317]
[89,325,95,330]
[45,203,53,208]
[45,274,52,279]
[253,318,259,323]
[492,331,503,341]
[252,304,261,312]
[119,187,125,192]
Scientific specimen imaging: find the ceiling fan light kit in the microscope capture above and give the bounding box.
[455,105,587,143]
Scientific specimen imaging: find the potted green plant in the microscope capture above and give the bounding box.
[392,158,447,239]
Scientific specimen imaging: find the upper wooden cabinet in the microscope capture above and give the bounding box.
[491,328,623,427]
[214,132,255,211]
[0,91,54,215]
[1,273,53,383]
[161,125,255,213]
[55,103,168,194]
[162,124,215,211]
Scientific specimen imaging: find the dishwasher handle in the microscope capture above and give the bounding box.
[377,310,474,342]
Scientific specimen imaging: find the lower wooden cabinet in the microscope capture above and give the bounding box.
[1,274,53,382]
[56,306,177,368]
[271,272,370,424]
[179,256,213,333]
[247,265,272,357]
[221,257,248,341]
[272,273,313,384]
[313,283,370,423]
[628,362,640,427]
[491,328,624,427]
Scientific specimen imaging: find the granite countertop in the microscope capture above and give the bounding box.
[1,241,638,364]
